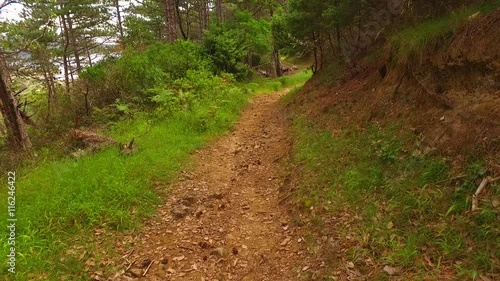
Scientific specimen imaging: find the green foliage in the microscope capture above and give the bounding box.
[79,41,214,111]
[203,11,271,80]
[146,41,213,79]
[285,0,360,54]
[0,72,249,281]
[287,0,328,39]
[123,0,166,47]
[113,99,132,115]
[390,2,500,61]
[280,85,303,105]
[203,24,250,80]
[244,69,312,95]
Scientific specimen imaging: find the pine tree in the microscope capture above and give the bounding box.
[0,1,33,153]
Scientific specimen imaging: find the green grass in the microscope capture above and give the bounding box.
[0,69,313,280]
[0,81,254,280]
[280,85,304,105]
[390,1,500,61]
[243,69,312,94]
[288,116,499,278]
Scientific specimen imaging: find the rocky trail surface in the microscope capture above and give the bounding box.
[113,89,320,281]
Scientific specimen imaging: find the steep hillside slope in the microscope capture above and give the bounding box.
[294,9,499,161]
[283,9,499,280]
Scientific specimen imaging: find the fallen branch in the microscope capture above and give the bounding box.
[122,249,134,260]
[471,178,489,212]
[142,260,154,276]
[177,244,195,252]
[279,189,297,205]
[434,174,468,185]
[125,260,136,271]
[392,67,407,97]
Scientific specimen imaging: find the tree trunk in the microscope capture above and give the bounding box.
[66,13,82,75]
[318,33,324,70]
[247,51,253,68]
[215,0,223,22]
[85,39,93,67]
[270,8,282,77]
[0,55,32,153]
[84,85,90,117]
[59,11,71,94]
[175,0,188,40]
[165,0,177,43]
[334,0,341,54]
[0,117,5,136]
[115,0,124,38]
[185,1,191,39]
[199,0,209,36]
[42,67,55,120]
[312,31,318,74]
[271,44,282,77]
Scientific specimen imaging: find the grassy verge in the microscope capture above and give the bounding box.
[0,70,310,280]
[288,116,499,279]
[390,1,500,61]
[243,69,312,94]
[0,88,247,280]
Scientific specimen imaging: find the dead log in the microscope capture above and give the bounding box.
[471,178,489,212]
[258,69,270,77]
[68,129,117,157]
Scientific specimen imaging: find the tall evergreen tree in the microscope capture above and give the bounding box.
[0,1,33,153]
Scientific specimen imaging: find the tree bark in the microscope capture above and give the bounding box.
[334,0,342,54]
[0,117,5,136]
[272,45,282,77]
[42,67,55,120]
[199,0,209,36]
[175,0,188,40]
[312,31,318,74]
[165,0,177,43]
[59,10,71,94]
[0,55,32,153]
[84,39,93,67]
[215,0,223,22]
[270,8,282,77]
[66,13,82,75]
[115,0,124,38]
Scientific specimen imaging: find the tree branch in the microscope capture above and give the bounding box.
[0,0,17,11]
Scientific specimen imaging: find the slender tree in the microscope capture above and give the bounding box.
[199,0,209,33]
[215,0,223,21]
[115,0,124,38]
[0,1,33,153]
[165,0,177,42]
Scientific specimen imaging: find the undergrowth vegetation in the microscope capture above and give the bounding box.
[289,117,499,279]
[0,63,310,279]
[390,1,500,61]
[244,69,312,95]
[0,77,247,280]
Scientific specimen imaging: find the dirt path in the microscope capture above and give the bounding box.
[114,89,317,281]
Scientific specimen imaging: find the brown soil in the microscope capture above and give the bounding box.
[278,10,500,280]
[291,9,500,170]
[108,89,321,281]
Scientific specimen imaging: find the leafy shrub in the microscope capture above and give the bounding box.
[78,41,217,121]
[203,11,271,80]
[146,41,213,79]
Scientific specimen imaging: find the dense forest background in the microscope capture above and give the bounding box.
[1,0,494,161]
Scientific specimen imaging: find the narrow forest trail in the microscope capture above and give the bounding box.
[113,89,319,281]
